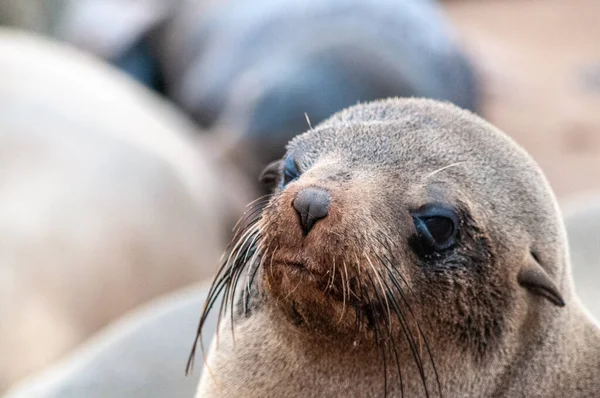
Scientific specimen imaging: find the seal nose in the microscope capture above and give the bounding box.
[293,187,330,236]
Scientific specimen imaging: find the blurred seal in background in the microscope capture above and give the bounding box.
[26,0,479,184]
[157,0,479,178]
[4,282,219,398]
[0,27,250,391]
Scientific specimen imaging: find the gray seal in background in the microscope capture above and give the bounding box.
[35,0,479,180]
[158,0,479,174]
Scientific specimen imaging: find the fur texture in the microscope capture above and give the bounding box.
[194,98,600,397]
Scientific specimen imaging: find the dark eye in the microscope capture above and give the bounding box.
[282,156,301,187]
[412,205,459,251]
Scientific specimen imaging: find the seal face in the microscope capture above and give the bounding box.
[256,110,512,371]
[191,99,599,397]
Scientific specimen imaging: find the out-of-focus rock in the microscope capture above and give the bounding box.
[0,28,246,391]
[4,282,217,398]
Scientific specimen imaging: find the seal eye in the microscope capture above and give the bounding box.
[412,205,459,251]
[282,156,301,187]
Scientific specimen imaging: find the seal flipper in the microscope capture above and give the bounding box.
[518,253,566,307]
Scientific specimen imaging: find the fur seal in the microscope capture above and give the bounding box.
[190,98,600,397]
[0,28,249,391]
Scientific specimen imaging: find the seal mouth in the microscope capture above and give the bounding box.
[273,257,327,278]
[281,261,307,270]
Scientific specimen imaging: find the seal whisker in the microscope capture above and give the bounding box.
[186,272,229,374]
[337,259,348,324]
[344,259,351,309]
[221,226,259,313]
[376,283,406,398]
[353,271,365,341]
[283,273,305,300]
[364,247,431,397]
[376,251,443,398]
[230,196,270,236]
[229,233,262,339]
[388,326,404,398]
[304,112,314,130]
[186,199,267,374]
[365,275,389,397]
[380,274,431,398]
[244,241,265,296]
[234,193,270,216]
[243,260,261,315]
[373,234,419,301]
[365,253,393,334]
[244,237,272,314]
[327,257,337,293]
[423,161,468,180]
[346,258,353,300]
[223,226,260,326]
[375,236,444,396]
[268,246,278,281]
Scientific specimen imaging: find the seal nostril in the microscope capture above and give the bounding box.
[293,187,331,235]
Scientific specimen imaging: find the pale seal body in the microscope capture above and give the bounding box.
[4,283,219,398]
[0,28,238,391]
[192,98,600,397]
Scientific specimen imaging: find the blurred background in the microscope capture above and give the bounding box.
[0,0,598,397]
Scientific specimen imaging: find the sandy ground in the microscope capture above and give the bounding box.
[444,0,600,200]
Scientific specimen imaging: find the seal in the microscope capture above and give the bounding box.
[189,98,600,397]
[5,283,218,398]
[157,0,479,181]
[0,28,241,391]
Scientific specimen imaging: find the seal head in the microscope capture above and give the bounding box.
[192,99,599,397]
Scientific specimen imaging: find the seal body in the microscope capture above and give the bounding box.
[0,28,234,391]
[4,283,218,398]
[194,98,600,397]
[162,0,478,176]
[46,0,478,182]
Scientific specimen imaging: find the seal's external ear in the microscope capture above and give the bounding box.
[518,251,565,307]
[259,160,283,187]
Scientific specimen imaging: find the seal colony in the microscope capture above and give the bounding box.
[189,98,600,397]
